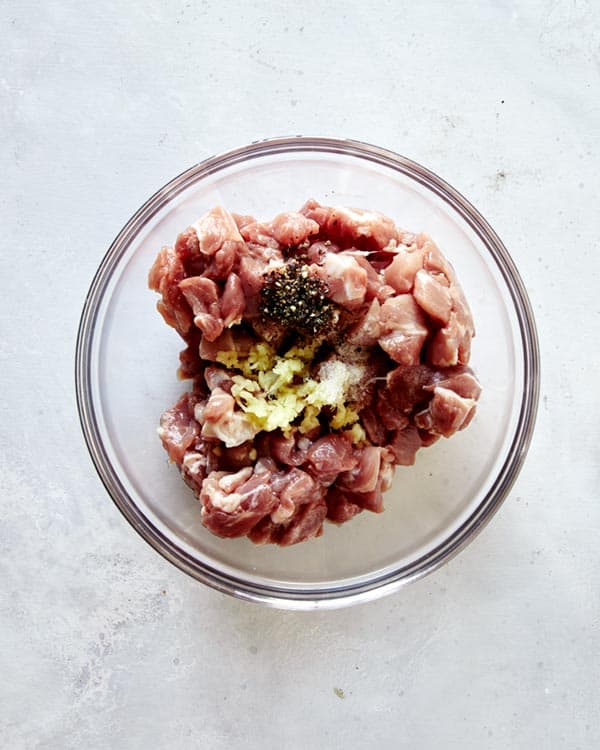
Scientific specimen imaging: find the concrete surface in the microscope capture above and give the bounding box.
[1,1,599,748]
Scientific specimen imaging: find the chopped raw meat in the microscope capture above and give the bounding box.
[326,488,363,524]
[199,387,260,448]
[413,269,453,325]
[178,329,204,380]
[383,245,425,293]
[428,312,462,366]
[427,367,482,400]
[377,388,410,431]
[198,328,255,361]
[203,365,233,393]
[317,253,368,307]
[270,212,319,246]
[387,425,423,466]
[302,201,399,251]
[200,469,280,538]
[278,498,327,545]
[359,404,389,446]
[307,240,341,264]
[174,227,200,263]
[414,386,477,437]
[220,273,245,327]
[378,295,429,364]
[179,276,223,341]
[340,485,384,514]
[181,450,208,493]
[240,221,280,250]
[249,317,288,349]
[148,246,193,335]
[201,241,238,282]
[150,200,481,545]
[346,299,382,347]
[306,433,357,486]
[265,430,310,467]
[238,254,268,317]
[342,251,384,301]
[385,365,437,414]
[232,213,255,231]
[422,237,455,281]
[192,206,245,256]
[158,393,200,464]
[270,467,317,509]
[337,446,384,493]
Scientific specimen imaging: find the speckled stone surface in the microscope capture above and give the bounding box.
[1,1,599,748]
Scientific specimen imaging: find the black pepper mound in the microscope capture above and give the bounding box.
[259,260,336,336]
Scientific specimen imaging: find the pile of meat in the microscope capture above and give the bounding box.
[149,200,481,546]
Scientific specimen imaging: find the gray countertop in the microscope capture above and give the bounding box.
[2,1,599,748]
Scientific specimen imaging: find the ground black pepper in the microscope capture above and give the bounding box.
[259,260,336,335]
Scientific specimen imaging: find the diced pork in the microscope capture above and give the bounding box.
[192,206,245,256]
[200,241,239,282]
[302,200,399,251]
[179,276,223,341]
[377,388,410,431]
[307,240,341,264]
[427,312,463,367]
[277,497,328,545]
[240,221,280,250]
[383,246,423,294]
[305,433,357,486]
[346,298,382,347]
[413,269,453,326]
[378,295,429,364]
[451,283,476,362]
[203,365,233,393]
[414,386,477,438]
[158,393,200,463]
[336,450,394,514]
[198,328,255,362]
[220,273,245,327]
[337,446,384,494]
[200,469,280,538]
[199,387,259,448]
[266,430,311,467]
[249,317,288,349]
[428,367,482,400]
[174,227,200,264]
[343,251,385,301]
[386,425,423,466]
[218,442,258,471]
[238,254,267,317]
[422,237,456,282]
[148,246,193,335]
[181,450,208,493]
[270,212,319,246]
[316,252,368,307]
[269,468,319,525]
[385,365,436,414]
[326,488,363,524]
[359,404,389,446]
[177,329,204,380]
[232,213,255,231]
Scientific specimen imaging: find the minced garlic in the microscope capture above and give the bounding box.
[216,342,365,439]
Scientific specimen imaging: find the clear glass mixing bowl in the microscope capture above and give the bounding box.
[76,137,539,609]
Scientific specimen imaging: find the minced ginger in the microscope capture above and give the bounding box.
[216,342,366,442]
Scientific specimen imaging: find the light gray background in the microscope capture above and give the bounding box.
[1,1,599,748]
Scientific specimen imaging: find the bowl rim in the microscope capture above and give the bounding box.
[75,135,540,610]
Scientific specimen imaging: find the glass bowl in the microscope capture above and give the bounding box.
[76,137,539,609]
